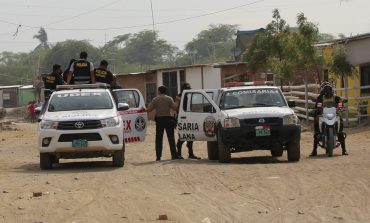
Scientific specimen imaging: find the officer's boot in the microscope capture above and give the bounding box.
[338,132,348,155]
[176,141,184,159]
[309,134,319,157]
[187,142,200,159]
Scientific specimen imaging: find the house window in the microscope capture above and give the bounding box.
[146,83,156,104]
[180,70,186,86]
[162,71,178,99]
[360,65,370,94]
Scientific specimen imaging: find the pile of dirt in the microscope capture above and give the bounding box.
[0,121,19,131]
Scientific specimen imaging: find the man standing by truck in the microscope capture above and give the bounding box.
[145,86,180,161]
[67,51,95,85]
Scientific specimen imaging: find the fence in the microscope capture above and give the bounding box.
[282,84,370,126]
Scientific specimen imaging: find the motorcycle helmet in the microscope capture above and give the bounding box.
[320,81,330,92]
[323,85,333,98]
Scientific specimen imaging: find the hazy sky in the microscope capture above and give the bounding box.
[0,0,367,52]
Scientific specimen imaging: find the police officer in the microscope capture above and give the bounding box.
[63,59,76,85]
[310,84,348,156]
[43,64,64,99]
[175,83,200,159]
[94,60,114,87]
[146,86,180,161]
[67,51,95,84]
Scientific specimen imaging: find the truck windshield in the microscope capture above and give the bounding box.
[48,92,113,112]
[221,88,287,110]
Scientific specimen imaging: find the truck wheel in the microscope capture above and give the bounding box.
[113,144,125,167]
[326,127,334,157]
[207,142,219,160]
[287,138,300,162]
[40,153,52,170]
[217,130,231,163]
[270,148,283,157]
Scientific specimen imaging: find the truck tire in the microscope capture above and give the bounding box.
[40,153,52,170]
[270,148,283,157]
[217,130,231,163]
[326,127,334,157]
[113,144,125,167]
[287,138,300,162]
[207,141,219,160]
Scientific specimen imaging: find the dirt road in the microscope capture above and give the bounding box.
[0,122,369,223]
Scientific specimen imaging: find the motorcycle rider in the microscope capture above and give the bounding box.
[310,84,348,156]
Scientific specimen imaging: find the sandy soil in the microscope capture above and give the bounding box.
[0,121,369,223]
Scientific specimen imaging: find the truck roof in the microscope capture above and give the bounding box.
[54,88,108,94]
[221,85,279,91]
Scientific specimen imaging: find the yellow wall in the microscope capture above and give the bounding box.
[322,45,370,115]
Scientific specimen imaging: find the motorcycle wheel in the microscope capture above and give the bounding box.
[326,127,334,157]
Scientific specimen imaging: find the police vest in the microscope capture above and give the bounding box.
[44,73,59,90]
[73,60,91,84]
[94,68,112,84]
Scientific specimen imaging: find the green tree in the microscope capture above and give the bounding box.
[0,52,35,85]
[317,33,336,42]
[33,28,50,50]
[41,40,102,73]
[244,9,297,86]
[123,30,178,67]
[294,12,321,118]
[185,24,238,64]
[103,34,130,49]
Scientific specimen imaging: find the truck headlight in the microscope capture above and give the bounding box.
[283,114,299,125]
[224,118,240,128]
[101,117,119,127]
[40,120,58,129]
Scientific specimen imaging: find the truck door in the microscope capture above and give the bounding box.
[113,89,148,143]
[178,90,220,142]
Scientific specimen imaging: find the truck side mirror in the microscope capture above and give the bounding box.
[117,103,129,111]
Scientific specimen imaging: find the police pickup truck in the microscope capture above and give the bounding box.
[177,86,301,163]
[37,84,148,169]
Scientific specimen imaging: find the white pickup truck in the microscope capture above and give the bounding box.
[38,84,148,169]
[177,86,301,163]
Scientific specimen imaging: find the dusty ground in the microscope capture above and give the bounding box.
[0,119,369,223]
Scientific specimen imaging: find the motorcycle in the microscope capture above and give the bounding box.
[316,100,347,157]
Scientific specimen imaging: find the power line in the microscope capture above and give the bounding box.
[0,0,122,36]
[1,0,265,33]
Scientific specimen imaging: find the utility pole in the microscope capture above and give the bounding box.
[150,0,155,31]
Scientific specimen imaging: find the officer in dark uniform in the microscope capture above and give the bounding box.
[43,64,64,99]
[63,59,76,85]
[67,51,95,84]
[94,60,114,87]
[310,84,348,156]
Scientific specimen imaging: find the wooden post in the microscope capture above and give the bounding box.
[305,71,309,120]
[344,76,349,127]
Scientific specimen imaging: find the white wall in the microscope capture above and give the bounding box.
[185,67,202,90]
[203,66,221,89]
[346,38,370,65]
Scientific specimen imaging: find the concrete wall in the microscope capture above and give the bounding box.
[203,66,221,89]
[346,38,370,65]
[185,67,203,90]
